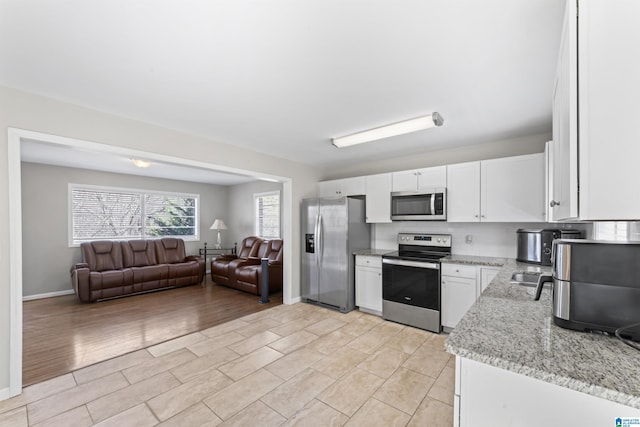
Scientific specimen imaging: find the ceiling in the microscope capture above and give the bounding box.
[0,0,565,169]
[20,139,257,185]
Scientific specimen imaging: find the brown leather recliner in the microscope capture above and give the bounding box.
[234,239,283,295]
[210,236,262,287]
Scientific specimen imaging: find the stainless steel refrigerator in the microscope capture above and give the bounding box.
[301,196,371,312]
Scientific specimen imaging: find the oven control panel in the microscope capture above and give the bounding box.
[397,233,451,248]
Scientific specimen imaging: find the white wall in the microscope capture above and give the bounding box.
[226,181,283,245]
[372,221,591,258]
[21,162,231,297]
[321,133,550,179]
[0,85,322,395]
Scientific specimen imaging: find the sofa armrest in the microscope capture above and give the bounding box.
[184,255,202,263]
[70,263,89,274]
[70,264,91,302]
[268,260,282,267]
[216,254,238,261]
[243,257,262,266]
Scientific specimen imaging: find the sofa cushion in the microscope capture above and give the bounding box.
[121,240,157,267]
[155,238,186,264]
[82,241,123,272]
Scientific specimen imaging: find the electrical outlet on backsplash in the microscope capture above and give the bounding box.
[371,222,592,259]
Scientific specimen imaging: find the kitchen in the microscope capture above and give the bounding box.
[2,2,640,424]
[306,0,640,425]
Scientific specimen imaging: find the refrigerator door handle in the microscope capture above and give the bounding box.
[314,214,320,266]
[317,214,323,265]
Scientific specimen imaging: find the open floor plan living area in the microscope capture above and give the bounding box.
[2,1,640,426]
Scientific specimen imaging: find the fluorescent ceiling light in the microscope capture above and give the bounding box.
[332,112,444,148]
[131,159,152,168]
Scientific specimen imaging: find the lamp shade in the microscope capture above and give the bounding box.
[210,219,228,230]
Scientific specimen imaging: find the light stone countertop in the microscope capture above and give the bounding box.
[352,249,394,256]
[440,254,507,267]
[445,258,640,409]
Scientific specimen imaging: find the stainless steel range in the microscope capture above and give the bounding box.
[382,233,451,333]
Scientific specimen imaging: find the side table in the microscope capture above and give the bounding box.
[199,242,238,284]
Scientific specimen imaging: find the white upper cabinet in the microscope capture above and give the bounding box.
[550,0,579,221]
[552,0,640,221]
[482,154,545,222]
[447,162,481,222]
[392,166,446,192]
[317,176,365,198]
[448,154,545,222]
[364,173,392,223]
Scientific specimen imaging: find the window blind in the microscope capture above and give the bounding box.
[70,185,198,244]
[255,191,280,239]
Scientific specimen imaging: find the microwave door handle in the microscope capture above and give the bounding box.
[430,193,435,215]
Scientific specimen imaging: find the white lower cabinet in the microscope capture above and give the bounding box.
[442,264,501,330]
[441,264,477,329]
[456,357,640,426]
[355,255,382,315]
[479,267,500,293]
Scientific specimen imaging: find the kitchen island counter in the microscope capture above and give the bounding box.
[445,258,640,410]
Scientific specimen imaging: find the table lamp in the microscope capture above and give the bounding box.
[210,219,228,249]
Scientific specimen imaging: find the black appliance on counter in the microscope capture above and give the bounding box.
[382,233,451,333]
[536,239,640,342]
[516,228,583,266]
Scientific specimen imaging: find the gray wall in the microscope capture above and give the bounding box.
[21,162,230,297]
[1,85,321,393]
[226,181,284,246]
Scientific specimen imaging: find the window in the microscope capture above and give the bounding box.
[70,184,199,245]
[593,222,640,241]
[254,191,280,239]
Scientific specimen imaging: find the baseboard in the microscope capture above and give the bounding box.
[23,289,75,301]
[0,387,11,402]
[286,296,302,305]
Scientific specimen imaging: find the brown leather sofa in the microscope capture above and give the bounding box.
[70,238,205,302]
[235,239,283,295]
[211,236,283,295]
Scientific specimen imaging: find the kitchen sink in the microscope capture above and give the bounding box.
[510,272,541,288]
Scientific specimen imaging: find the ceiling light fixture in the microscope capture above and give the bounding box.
[132,159,152,168]
[332,112,444,148]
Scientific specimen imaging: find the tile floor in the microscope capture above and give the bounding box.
[0,303,454,426]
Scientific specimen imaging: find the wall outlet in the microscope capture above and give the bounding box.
[465,235,473,244]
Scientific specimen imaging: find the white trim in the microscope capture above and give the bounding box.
[287,296,301,305]
[6,127,294,398]
[23,289,75,302]
[8,129,23,398]
[0,387,11,401]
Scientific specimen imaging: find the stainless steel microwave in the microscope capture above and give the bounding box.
[390,189,446,221]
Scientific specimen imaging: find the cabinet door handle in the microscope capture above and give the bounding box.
[550,200,560,207]
[481,215,485,218]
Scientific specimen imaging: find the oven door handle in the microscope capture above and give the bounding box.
[382,258,440,270]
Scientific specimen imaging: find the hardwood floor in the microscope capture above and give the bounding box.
[23,278,282,386]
